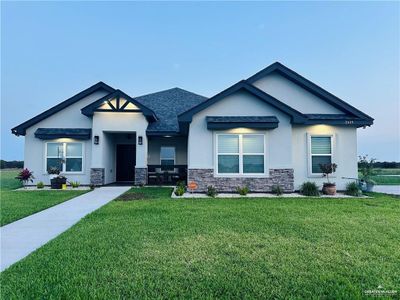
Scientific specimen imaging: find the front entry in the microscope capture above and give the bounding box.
[116,144,136,182]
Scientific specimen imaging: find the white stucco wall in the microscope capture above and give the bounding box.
[23,90,109,185]
[92,112,148,172]
[188,90,293,171]
[292,125,358,190]
[148,136,187,165]
[252,73,344,114]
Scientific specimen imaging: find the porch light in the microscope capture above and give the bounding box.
[138,136,143,145]
[163,135,172,138]
[94,135,99,145]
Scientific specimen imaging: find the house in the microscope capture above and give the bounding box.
[11,62,373,192]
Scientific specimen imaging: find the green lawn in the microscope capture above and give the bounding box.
[358,168,400,185]
[0,170,87,226]
[1,188,399,299]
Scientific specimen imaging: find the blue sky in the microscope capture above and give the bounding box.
[1,1,399,161]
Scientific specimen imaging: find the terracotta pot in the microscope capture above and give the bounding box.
[322,184,336,195]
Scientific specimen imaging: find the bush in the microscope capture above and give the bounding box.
[300,181,319,196]
[48,167,61,175]
[36,181,44,189]
[15,168,35,186]
[345,182,362,197]
[89,184,95,190]
[207,186,218,198]
[271,185,283,196]
[70,181,80,188]
[174,185,185,196]
[236,186,249,196]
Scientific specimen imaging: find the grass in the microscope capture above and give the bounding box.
[1,188,399,299]
[0,169,87,226]
[358,168,400,185]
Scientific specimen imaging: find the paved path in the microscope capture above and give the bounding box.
[0,186,130,271]
[374,185,400,195]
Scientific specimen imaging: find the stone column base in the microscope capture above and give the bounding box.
[135,168,147,185]
[90,168,105,186]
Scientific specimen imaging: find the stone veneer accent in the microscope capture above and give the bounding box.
[90,168,105,186]
[135,168,147,185]
[187,168,294,193]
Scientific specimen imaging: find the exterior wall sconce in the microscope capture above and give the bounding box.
[138,136,143,145]
[94,135,99,145]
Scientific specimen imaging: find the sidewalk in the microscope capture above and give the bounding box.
[0,186,130,271]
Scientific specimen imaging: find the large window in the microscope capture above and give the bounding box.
[310,136,332,174]
[216,134,265,175]
[160,147,175,171]
[46,142,83,173]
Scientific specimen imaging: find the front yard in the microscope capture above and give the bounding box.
[0,170,87,226]
[1,187,399,299]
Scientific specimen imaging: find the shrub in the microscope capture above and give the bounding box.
[15,168,35,187]
[345,182,362,197]
[300,181,319,196]
[174,185,185,196]
[319,163,337,184]
[70,181,80,188]
[89,184,95,190]
[271,185,283,196]
[207,186,218,198]
[36,181,44,189]
[48,167,60,175]
[236,186,249,196]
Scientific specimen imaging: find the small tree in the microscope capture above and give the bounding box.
[358,155,376,182]
[319,163,337,184]
[15,168,35,188]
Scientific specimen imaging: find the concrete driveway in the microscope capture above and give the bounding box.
[0,186,130,271]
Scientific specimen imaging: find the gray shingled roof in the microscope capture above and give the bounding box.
[135,88,207,133]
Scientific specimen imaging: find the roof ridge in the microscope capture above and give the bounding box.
[135,87,207,99]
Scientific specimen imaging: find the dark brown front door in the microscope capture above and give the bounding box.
[116,144,136,182]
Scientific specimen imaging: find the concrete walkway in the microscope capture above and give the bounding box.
[0,186,130,272]
[374,185,400,195]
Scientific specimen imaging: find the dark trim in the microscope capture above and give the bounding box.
[34,128,91,140]
[206,116,279,130]
[146,131,182,137]
[11,82,115,136]
[207,122,278,130]
[246,62,374,122]
[178,80,307,124]
[81,89,158,122]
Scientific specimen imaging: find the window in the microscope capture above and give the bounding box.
[216,134,265,175]
[46,142,83,173]
[310,136,332,174]
[160,147,175,171]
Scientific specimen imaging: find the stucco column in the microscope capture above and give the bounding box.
[135,133,148,185]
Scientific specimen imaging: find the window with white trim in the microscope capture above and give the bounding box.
[310,136,332,174]
[46,142,83,173]
[216,134,265,175]
[160,146,175,171]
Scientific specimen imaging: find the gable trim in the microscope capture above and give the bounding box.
[11,82,115,136]
[80,89,158,122]
[246,62,374,122]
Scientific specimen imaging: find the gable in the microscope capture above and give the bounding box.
[252,72,344,114]
[12,82,115,136]
[80,90,157,122]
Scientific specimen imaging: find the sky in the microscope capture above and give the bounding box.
[1,1,399,161]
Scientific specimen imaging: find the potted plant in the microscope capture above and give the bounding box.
[358,155,376,192]
[48,167,61,180]
[50,175,67,189]
[15,168,35,189]
[319,163,338,195]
